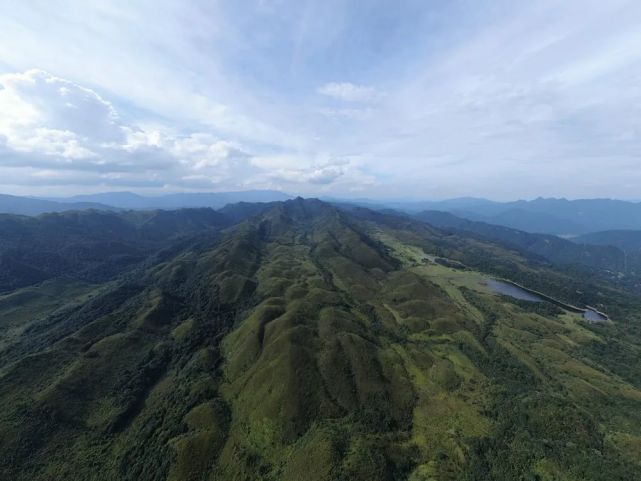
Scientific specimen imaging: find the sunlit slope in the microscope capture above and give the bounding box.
[0,199,640,480]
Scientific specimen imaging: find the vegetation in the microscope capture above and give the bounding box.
[1,198,641,480]
[415,209,628,272]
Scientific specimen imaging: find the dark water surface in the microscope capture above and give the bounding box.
[487,279,608,322]
[583,308,608,322]
[486,279,545,302]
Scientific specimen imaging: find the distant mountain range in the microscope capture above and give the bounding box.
[6,192,641,240]
[0,190,291,216]
[414,210,628,272]
[344,197,641,236]
[0,193,117,216]
[44,190,291,209]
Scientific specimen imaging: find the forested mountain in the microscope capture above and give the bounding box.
[0,209,230,293]
[381,197,641,236]
[576,229,641,252]
[414,210,628,272]
[1,199,641,480]
[9,192,641,238]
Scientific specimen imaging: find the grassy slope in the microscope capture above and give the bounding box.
[369,221,641,480]
[0,199,640,480]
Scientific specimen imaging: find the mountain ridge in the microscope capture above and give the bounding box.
[414,209,629,272]
[1,198,640,480]
[575,229,641,252]
[336,197,641,235]
[8,192,641,237]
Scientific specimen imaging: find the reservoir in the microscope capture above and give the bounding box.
[486,278,608,322]
[486,279,545,302]
[583,308,608,322]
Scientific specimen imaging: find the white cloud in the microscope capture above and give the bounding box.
[0,1,307,151]
[0,69,350,193]
[0,69,122,142]
[0,70,245,187]
[250,153,352,188]
[317,82,380,102]
[0,70,120,169]
[267,165,344,185]
[2,1,641,199]
[306,166,344,184]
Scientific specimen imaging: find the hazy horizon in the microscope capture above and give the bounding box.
[2,1,641,199]
[13,189,641,205]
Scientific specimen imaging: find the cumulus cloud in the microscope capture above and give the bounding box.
[0,70,260,189]
[0,70,126,171]
[0,69,123,144]
[250,154,348,187]
[306,166,344,184]
[317,82,380,102]
[268,165,344,185]
[4,1,641,199]
[0,69,353,192]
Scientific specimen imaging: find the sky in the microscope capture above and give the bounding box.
[0,0,641,200]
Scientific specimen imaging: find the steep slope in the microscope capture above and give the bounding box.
[1,199,641,480]
[0,209,230,292]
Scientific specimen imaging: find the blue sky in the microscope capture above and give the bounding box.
[0,0,640,199]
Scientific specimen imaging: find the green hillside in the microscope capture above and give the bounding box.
[1,199,640,480]
[414,210,627,271]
